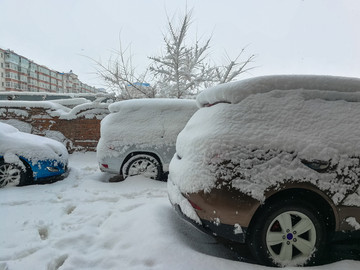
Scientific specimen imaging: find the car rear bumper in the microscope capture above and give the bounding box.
[174,203,247,243]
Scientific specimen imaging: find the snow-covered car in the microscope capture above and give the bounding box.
[168,75,360,267]
[97,98,198,181]
[0,122,69,188]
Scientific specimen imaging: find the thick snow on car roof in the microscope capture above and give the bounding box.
[170,76,360,205]
[97,99,198,160]
[0,122,68,165]
[196,75,360,107]
[109,98,197,113]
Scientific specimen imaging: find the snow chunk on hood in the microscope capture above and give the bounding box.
[0,123,68,165]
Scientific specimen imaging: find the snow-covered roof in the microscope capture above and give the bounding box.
[196,75,360,107]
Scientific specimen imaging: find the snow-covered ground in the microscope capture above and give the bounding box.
[0,152,359,270]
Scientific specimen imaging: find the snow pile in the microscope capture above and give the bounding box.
[97,99,197,160]
[0,152,358,270]
[0,108,29,118]
[170,76,360,205]
[0,123,68,166]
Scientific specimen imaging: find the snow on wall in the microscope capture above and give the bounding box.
[0,100,109,120]
[50,98,91,108]
[0,100,110,152]
[0,108,29,118]
[170,87,360,205]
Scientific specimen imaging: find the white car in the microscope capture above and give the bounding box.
[97,98,198,181]
[0,122,69,188]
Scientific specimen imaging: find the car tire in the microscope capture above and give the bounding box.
[123,154,162,180]
[246,198,327,267]
[0,160,27,188]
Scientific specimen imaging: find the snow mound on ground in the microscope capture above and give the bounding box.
[171,87,360,203]
[0,153,358,269]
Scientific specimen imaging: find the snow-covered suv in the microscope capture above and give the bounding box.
[168,75,360,267]
[97,98,197,181]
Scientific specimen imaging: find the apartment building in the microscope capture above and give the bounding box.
[0,48,98,94]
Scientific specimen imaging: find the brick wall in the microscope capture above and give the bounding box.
[0,105,108,153]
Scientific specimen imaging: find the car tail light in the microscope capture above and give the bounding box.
[101,164,109,168]
[188,199,202,210]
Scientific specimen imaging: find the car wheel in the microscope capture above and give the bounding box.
[123,154,162,180]
[0,161,27,188]
[247,199,327,267]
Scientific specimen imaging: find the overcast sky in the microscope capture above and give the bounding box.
[1,0,360,89]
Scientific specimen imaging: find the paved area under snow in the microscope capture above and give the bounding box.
[0,153,359,270]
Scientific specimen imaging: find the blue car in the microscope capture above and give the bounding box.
[0,122,69,188]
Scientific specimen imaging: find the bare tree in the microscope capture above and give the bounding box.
[91,41,157,100]
[214,49,256,84]
[93,9,256,99]
[149,10,214,98]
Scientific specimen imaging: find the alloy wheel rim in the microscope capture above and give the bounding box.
[128,159,158,179]
[265,210,317,266]
[0,164,21,187]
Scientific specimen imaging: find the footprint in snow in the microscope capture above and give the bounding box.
[47,254,68,270]
[65,205,76,215]
[120,203,144,212]
[38,226,49,240]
